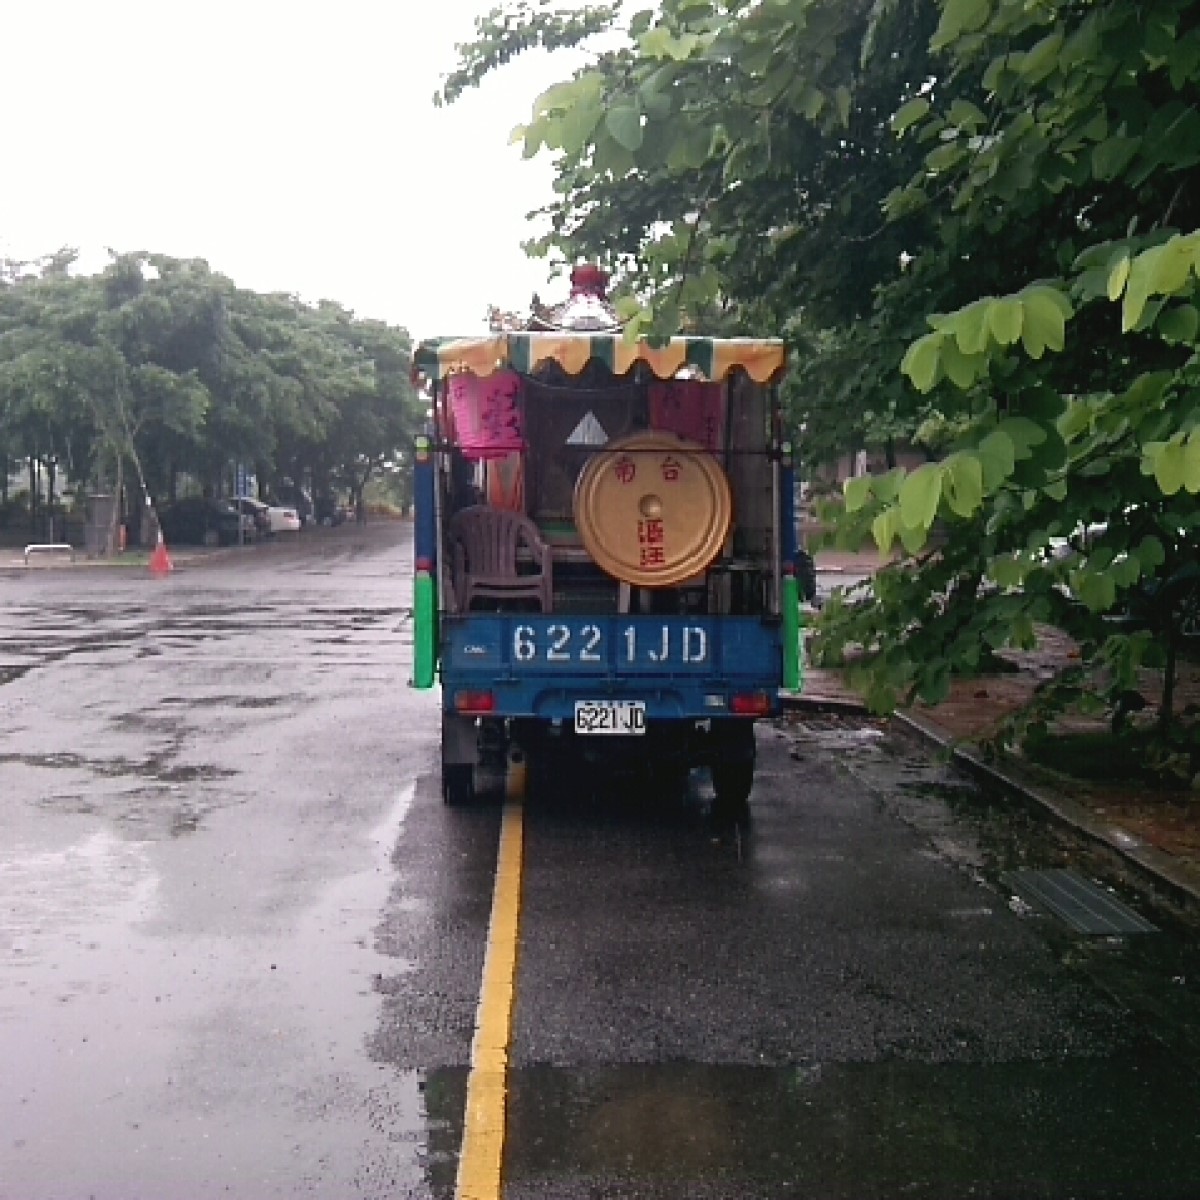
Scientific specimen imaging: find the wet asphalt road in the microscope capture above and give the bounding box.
[2,522,1200,1200]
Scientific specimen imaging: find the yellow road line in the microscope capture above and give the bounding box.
[456,801,525,1200]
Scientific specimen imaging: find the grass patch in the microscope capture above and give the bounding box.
[1025,730,1155,783]
[82,554,153,568]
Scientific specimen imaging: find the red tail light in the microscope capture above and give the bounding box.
[454,690,496,715]
[730,692,772,716]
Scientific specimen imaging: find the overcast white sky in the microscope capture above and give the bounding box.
[0,0,598,340]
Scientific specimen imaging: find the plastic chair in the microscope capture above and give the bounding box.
[448,505,553,613]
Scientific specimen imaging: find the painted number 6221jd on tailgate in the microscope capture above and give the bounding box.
[512,620,710,667]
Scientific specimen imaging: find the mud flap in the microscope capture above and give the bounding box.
[440,711,477,767]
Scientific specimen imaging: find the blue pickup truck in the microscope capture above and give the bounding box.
[411,269,801,817]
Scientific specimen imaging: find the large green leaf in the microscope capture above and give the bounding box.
[997,416,1047,459]
[605,103,644,152]
[558,100,604,156]
[948,99,987,130]
[1092,136,1140,181]
[1136,536,1166,571]
[844,474,872,512]
[989,555,1026,589]
[1106,253,1131,302]
[940,338,985,388]
[666,125,713,170]
[1122,249,1157,331]
[899,464,943,530]
[900,333,942,392]
[987,297,1024,346]
[1019,289,1067,358]
[638,73,674,120]
[1184,434,1200,494]
[1121,238,1199,331]
[1020,30,1064,84]
[1073,568,1117,613]
[952,301,991,355]
[1159,304,1200,344]
[977,430,1016,488]
[892,97,930,134]
[835,86,852,128]
[1152,439,1187,495]
[872,506,900,554]
[943,452,984,517]
[640,26,701,61]
[932,0,992,51]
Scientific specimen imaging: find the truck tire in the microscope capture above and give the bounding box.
[442,764,475,807]
[710,720,756,821]
[711,761,753,821]
[527,749,555,805]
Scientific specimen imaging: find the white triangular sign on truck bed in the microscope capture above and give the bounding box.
[566,411,608,446]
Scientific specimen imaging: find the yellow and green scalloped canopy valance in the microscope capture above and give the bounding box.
[413,333,786,385]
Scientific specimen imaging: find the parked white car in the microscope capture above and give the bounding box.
[234,497,302,535]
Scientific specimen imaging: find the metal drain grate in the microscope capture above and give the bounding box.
[1003,868,1158,935]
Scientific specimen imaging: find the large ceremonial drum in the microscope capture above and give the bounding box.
[573,432,732,587]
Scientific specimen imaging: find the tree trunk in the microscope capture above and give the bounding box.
[106,458,125,557]
[27,457,37,534]
[1160,621,1179,736]
[47,459,57,541]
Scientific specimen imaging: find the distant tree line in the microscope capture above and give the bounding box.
[0,249,422,542]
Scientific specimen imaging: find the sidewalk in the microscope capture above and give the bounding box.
[0,524,370,573]
[0,542,232,574]
[788,634,1200,915]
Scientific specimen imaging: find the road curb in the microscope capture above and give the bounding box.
[780,689,870,715]
[894,710,1200,915]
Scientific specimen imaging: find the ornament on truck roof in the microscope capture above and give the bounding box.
[487,264,626,334]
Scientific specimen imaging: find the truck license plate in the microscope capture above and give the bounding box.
[574,700,646,735]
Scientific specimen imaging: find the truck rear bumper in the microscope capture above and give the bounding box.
[512,713,757,771]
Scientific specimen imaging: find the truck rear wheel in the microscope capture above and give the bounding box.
[710,720,756,821]
[711,761,753,820]
[526,748,555,804]
[442,764,475,807]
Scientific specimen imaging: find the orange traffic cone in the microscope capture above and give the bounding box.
[149,532,173,577]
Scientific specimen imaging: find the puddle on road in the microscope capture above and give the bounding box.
[159,693,298,710]
[783,715,1065,887]
[0,827,158,973]
[1,783,448,1199]
[499,1053,1200,1198]
[0,750,236,785]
